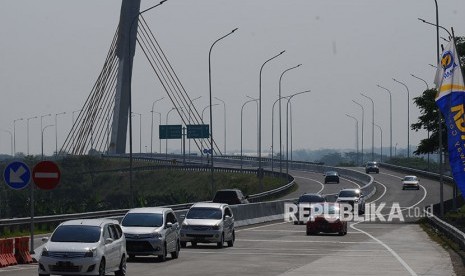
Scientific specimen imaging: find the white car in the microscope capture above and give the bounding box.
[336,189,366,215]
[402,175,420,190]
[180,203,235,248]
[121,207,180,261]
[39,219,126,276]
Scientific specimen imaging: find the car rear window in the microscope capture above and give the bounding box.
[121,213,163,227]
[298,195,325,203]
[51,225,101,243]
[213,191,237,201]
[325,171,338,176]
[186,207,222,220]
[338,190,359,197]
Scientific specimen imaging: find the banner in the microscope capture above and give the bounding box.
[435,40,465,198]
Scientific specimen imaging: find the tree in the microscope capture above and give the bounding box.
[412,36,464,155]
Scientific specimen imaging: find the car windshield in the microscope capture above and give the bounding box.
[51,225,101,243]
[298,195,325,203]
[404,176,417,181]
[186,207,222,220]
[338,190,359,197]
[325,205,339,215]
[121,213,163,227]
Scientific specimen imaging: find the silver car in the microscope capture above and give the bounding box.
[180,203,235,248]
[121,207,180,261]
[39,219,127,276]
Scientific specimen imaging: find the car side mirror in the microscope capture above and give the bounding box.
[180,214,186,219]
[244,195,249,199]
[41,237,49,243]
[105,238,114,245]
[166,222,173,228]
[224,215,230,220]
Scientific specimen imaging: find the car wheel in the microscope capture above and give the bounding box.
[306,230,311,236]
[293,221,298,225]
[158,243,167,262]
[191,242,197,247]
[98,259,105,276]
[217,233,224,248]
[39,274,50,276]
[337,180,340,184]
[180,241,187,248]
[115,255,126,276]
[171,240,180,259]
[227,231,235,247]
[402,187,405,190]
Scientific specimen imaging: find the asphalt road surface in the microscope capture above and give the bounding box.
[1,167,456,276]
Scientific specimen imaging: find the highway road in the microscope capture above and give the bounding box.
[0,167,457,275]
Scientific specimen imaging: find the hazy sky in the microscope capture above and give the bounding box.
[1,0,464,156]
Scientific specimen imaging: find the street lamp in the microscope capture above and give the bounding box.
[393,78,410,158]
[165,107,179,158]
[0,129,13,156]
[352,100,364,165]
[202,104,218,164]
[214,97,227,155]
[279,64,302,174]
[395,143,398,157]
[241,98,258,170]
[41,124,54,159]
[259,50,285,189]
[411,74,429,90]
[55,112,66,156]
[209,27,238,194]
[151,97,164,155]
[360,93,375,161]
[128,0,168,208]
[286,90,311,175]
[132,112,142,153]
[272,95,289,172]
[345,114,359,165]
[376,85,392,159]
[188,96,202,159]
[246,95,259,157]
[154,111,162,153]
[26,116,38,156]
[375,123,383,162]
[13,118,24,156]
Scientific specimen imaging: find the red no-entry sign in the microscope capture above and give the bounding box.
[32,161,61,190]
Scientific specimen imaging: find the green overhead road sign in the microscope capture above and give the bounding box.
[159,125,182,139]
[187,124,209,138]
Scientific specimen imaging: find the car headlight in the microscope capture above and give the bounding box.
[41,247,49,257]
[84,248,97,258]
[151,232,162,238]
[181,223,189,230]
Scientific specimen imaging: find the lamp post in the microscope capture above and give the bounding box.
[376,85,392,159]
[165,107,178,158]
[345,114,359,165]
[411,74,429,90]
[246,95,259,157]
[419,1,443,216]
[352,100,364,165]
[375,123,383,162]
[360,93,375,161]
[154,111,162,153]
[395,143,398,157]
[272,95,289,172]
[151,97,164,155]
[279,64,301,173]
[132,112,142,153]
[55,112,66,156]
[259,50,285,190]
[0,129,13,156]
[128,0,168,208]
[209,28,238,194]
[242,98,258,170]
[26,116,38,156]
[188,96,201,159]
[393,78,410,158]
[286,90,311,175]
[41,124,54,159]
[202,104,218,165]
[13,118,24,156]
[214,97,227,155]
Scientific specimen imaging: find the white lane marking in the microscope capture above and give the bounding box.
[236,239,377,244]
[350,223,417,276]
[339,176,361,188]
[236,221,288,232]
[293,176,324,194]
[368,181,387,203]
[183,251,386,257]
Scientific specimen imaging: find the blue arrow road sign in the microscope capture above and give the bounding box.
[3,161,31,190]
